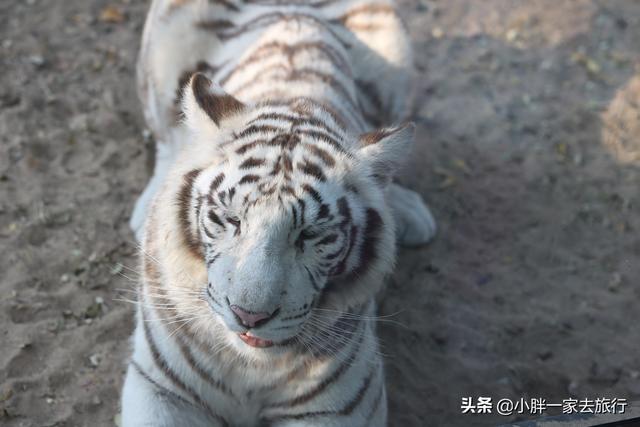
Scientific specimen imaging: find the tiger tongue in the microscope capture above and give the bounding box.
[238,332,274,348]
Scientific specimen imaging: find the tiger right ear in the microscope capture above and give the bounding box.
[182,73,246,131]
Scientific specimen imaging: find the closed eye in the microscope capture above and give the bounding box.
[295,227,321,252]
[226,217,240,228]
[226,216,241,236]
[299,227,320,240]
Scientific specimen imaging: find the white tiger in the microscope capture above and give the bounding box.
[121,1,437,426]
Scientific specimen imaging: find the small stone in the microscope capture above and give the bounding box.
[91,396,102,406]
[423,263,439,274]
[537,349,553,361]
[99,5,125,23]
[0,91,20,108]
[506,28,519,42]
[431,27,444,39]
[89,353,101,367]
[430,331,447,346]
[416,1,428,12]
[540,59,553,71]
[69,114,89,133]
[60,274,70,283]
[0,387,13,402]
[28,55,46,68]
[85,302,102,319]
[24,225,47,246]
[608,272,622,292]
[496,377,510,386]
[568,380,580,396]
[110,263,124,275]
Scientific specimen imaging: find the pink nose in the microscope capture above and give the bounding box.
[230,305,276,328]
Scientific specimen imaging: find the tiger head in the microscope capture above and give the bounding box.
[152,73,414,356]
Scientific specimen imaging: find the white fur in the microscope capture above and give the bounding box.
[123,1,436,425]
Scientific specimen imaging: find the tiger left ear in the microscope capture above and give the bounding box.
[182,72,246,132]
[358,122,415,186]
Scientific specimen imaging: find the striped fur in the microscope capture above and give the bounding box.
[123,1,436,426]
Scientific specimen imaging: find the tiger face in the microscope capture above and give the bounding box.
[172,73,413,354]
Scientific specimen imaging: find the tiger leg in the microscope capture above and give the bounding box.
[339,2,436,246]
[121,362,216,427]
[265,356,388,427]
[387,183,437,247]
[267,389,387,427]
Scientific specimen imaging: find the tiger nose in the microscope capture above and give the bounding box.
[230,304,278,328]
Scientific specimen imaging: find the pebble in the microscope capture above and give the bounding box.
[567,380,580,396]
[506,28,519,42]
[110,263,124,275]
[537,349,553,361]
[608,272,622,292]
[28,54,46,68]
[69,114,89,133]
[431,27,444,39]
[89,353,101,367]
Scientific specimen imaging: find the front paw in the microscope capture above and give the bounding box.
[387,184,437,247]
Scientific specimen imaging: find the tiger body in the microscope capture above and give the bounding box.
[122,1,436,426]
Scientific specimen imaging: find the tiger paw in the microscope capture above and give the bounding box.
[387,183,437,247]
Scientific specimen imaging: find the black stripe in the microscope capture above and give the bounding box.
[141,311,229,426]
[297,128,346,154]
[238,124,284,139]
[210,173,225,192]
[302,184,322,203]
[206,253,220,268]
[268,324,365,409]
[239,174,261,185]
[316,233,338,246]
[239,157,266,169]
[317,203,330,220]
[345,209,382,280]
[208,210,225,228]
[130,361,192,407]
[304,266,321,291]
[266,350,374,421]
[174,334,238,402]
[298,160,326,182]
[177,169,203,259]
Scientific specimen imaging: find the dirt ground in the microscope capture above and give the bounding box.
[1,1,639,426]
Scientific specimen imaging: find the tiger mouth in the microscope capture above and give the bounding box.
[238,332,274,348]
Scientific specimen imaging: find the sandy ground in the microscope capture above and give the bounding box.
[1,1,640,426]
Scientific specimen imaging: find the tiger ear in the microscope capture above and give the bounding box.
[358,122,415,186]
[182,72,246,132]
